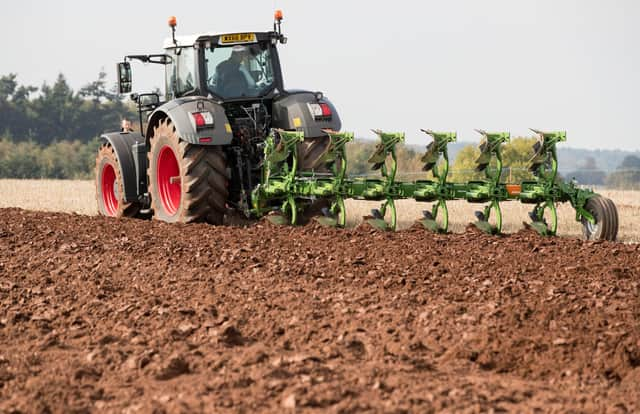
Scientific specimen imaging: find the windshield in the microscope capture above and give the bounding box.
[205,43,276,99]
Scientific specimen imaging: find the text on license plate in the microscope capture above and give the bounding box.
[219,33,257,44]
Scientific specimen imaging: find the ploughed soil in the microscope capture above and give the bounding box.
[0,208,639,413]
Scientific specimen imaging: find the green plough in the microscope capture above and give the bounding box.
[251,128,619,241]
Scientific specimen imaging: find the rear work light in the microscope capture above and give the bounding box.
[191,111,214,128]
[307,102,332,121]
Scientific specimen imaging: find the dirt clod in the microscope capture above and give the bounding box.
[154,355,190,381]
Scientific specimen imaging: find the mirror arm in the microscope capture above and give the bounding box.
[125,55,150,63]
[132,93,162,135]
[125,54,172,65]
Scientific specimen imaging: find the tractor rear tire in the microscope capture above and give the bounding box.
[148,118,229,224]
[95,143,141,218]
[581,196,618,241]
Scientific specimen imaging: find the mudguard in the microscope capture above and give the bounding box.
[146,97,233,145]
[272,91,342,137]
[100,131,145,203]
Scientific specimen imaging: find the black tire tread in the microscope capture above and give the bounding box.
[597,196,616,241]
[602,197,619,241]
[95,143,141,218]
[594,196,611,241]
[582,195,618,241]
[148,118,228,224]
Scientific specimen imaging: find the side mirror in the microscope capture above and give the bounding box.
[139,93,160,108]
[117,62,132,94]
[130,93,161,110]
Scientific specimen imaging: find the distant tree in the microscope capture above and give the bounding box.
[0,74,17,100]
[346,140,374,176]
[345,140,426,178]
[395,144,428,180]
[0,138,43,178]
[30,74,84,144]
[617,155,640,170]
[78,70,118,103]
[566,156,606,186]
[0,137,99,179]
[606,155,640,189]
[449,137,536,183]
[0,74,37,139]
[501,137,536,183]
[449,144,482,183]
[77,71,135,140]
[0,72,136,145]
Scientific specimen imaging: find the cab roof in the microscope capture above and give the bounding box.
[163,31,276,49]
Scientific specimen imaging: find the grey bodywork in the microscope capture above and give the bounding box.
[102,90,341,206]
[146,97,233,145]
[272,91,341,137]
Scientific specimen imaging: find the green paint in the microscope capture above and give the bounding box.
[251,127,609,238]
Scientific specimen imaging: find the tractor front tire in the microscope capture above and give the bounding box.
[95,143,140,218]
[148,119,228,224]
[581,196,618,241]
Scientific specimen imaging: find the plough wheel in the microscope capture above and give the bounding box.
[602,197,619,241]
[581,196,618,241]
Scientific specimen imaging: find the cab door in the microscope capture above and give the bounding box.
[164,47,197,99]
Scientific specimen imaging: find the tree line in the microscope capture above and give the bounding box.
[0,72,134,145]
[0,72,638,188]
[0,72,135,178]
[346,138,640,189]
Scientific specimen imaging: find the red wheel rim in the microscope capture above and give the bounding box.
[157,145,181,215]
[101,163,118,216]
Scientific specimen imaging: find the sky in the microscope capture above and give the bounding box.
[2,0,639,153]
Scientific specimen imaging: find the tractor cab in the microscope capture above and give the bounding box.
[163,31,284,102]
[115,12,340,144]
[118,14,287,104]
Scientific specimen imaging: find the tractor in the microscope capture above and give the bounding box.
[96,11,339,224]
[96,11,619,241]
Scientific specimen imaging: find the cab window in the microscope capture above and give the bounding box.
[204,42,275,99]
[165,47,196,99]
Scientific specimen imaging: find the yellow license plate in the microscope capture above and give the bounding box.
[219,33,257,44]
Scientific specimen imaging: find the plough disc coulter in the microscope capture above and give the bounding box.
[251,128,619,241]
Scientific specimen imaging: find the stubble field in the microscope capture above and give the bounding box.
[0,179,639,242]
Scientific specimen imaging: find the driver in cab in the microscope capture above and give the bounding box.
[214,45,255,97]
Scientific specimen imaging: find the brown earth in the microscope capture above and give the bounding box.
[0,208,639,413]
